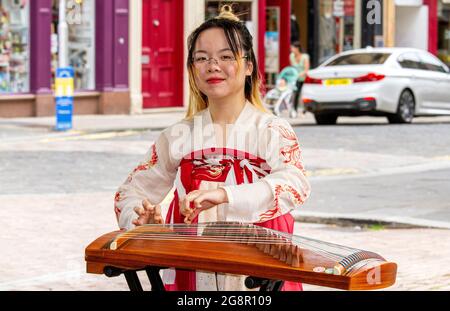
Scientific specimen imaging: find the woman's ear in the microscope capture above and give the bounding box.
[245,61,254,76]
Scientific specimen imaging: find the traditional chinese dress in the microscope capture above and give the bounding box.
[114,101,311,291]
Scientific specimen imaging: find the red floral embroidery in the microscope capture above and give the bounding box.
[127,144,158,183]
[269,122,305,172]
[258,184,305,222]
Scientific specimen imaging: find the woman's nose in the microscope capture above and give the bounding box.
[207,63,221,73]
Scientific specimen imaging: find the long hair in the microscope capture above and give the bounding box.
[185,5,268,120]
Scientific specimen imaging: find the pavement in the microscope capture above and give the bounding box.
[1,110,450,291]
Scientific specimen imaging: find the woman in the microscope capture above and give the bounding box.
[290,41,310,115]
[114,6,311,291]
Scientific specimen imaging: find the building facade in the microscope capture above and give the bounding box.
[2,0,443,118]
[0,0,130,118]
[129,0,292,113]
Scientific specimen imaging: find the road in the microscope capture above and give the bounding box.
[2,120,449,227]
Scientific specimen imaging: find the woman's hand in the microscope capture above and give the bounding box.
[132,199,164,226]
[180,188,229,224]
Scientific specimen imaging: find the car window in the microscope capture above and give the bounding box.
[397,52,422,69]
[418,53,448,73]
[325,53,391,66]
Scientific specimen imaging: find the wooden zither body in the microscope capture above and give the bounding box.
[85,222,397,290]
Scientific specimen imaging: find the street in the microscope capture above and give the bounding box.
[1,115,450,290]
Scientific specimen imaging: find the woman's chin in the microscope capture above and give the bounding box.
[202,90,231,100]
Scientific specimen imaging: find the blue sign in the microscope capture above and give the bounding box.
[55,67,74,131]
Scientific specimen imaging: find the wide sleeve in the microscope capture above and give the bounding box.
[114,130,178,230]
[221,118,311,223]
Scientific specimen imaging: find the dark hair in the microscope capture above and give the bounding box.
[291,41,303,53]
[186,6,260,101]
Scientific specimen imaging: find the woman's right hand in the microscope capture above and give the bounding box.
[132,199,164,226]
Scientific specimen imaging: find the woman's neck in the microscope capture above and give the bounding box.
[208,93,247,125]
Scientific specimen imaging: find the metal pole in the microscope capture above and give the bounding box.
[58,0,69,68]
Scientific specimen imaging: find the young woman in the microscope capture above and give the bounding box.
[114,6,311,291]
[290,41,310,115]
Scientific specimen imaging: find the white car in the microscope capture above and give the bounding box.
[301,47,450,124]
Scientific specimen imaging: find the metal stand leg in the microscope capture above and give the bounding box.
[146,267,166,291]
[261,280,284,291]
[124,271,143,291]
[245,276,285,291]
[104,266,166,291]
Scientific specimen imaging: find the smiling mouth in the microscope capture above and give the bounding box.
[207,79,225,84]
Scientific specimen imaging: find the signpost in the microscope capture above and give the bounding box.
[55,67,74,131]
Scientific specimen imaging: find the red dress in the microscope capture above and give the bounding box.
[164,148,303,291]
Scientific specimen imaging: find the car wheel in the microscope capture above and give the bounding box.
[388,89,415,124]
[314,114,338,125]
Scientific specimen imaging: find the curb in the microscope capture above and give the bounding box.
[292,211,450,230]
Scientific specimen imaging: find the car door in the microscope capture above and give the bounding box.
[397,52,429,111]
[418,52,450,112]
[442,65,450,111]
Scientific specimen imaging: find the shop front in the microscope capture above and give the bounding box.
[263,0,290,88]
[51,0,96,92]
[0,0,130,118]
[0,0,29,95]
[133,0,291,111]
[319,0,359,63]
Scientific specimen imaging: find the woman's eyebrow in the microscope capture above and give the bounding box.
[193,48,232,54]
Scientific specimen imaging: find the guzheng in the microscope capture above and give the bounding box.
[85,222,397,290]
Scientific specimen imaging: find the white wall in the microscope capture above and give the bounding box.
[395,6,429,50]
[395,0,423,6]
[183,0,205,109]
[129,0,143,114]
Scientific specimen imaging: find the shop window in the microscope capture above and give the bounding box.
[204,1,255,51]
[51,0,95,91]
[318,0,356,64]
[205,1,252,21]
[0,0,29,94]
[265,6,280,89]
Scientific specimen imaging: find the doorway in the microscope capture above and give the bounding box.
[142,0,184,108]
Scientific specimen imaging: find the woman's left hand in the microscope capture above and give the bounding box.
[180,188,229,224]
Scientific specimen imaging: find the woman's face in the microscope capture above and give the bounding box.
[291,45,300,54]
[192,27,253,101]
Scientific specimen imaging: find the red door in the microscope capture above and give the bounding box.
[142,0,184,108]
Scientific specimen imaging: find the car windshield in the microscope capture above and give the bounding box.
[325,53,391,66]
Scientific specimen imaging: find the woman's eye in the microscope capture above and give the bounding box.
[194,57,207,62]
[220,55,234,61]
